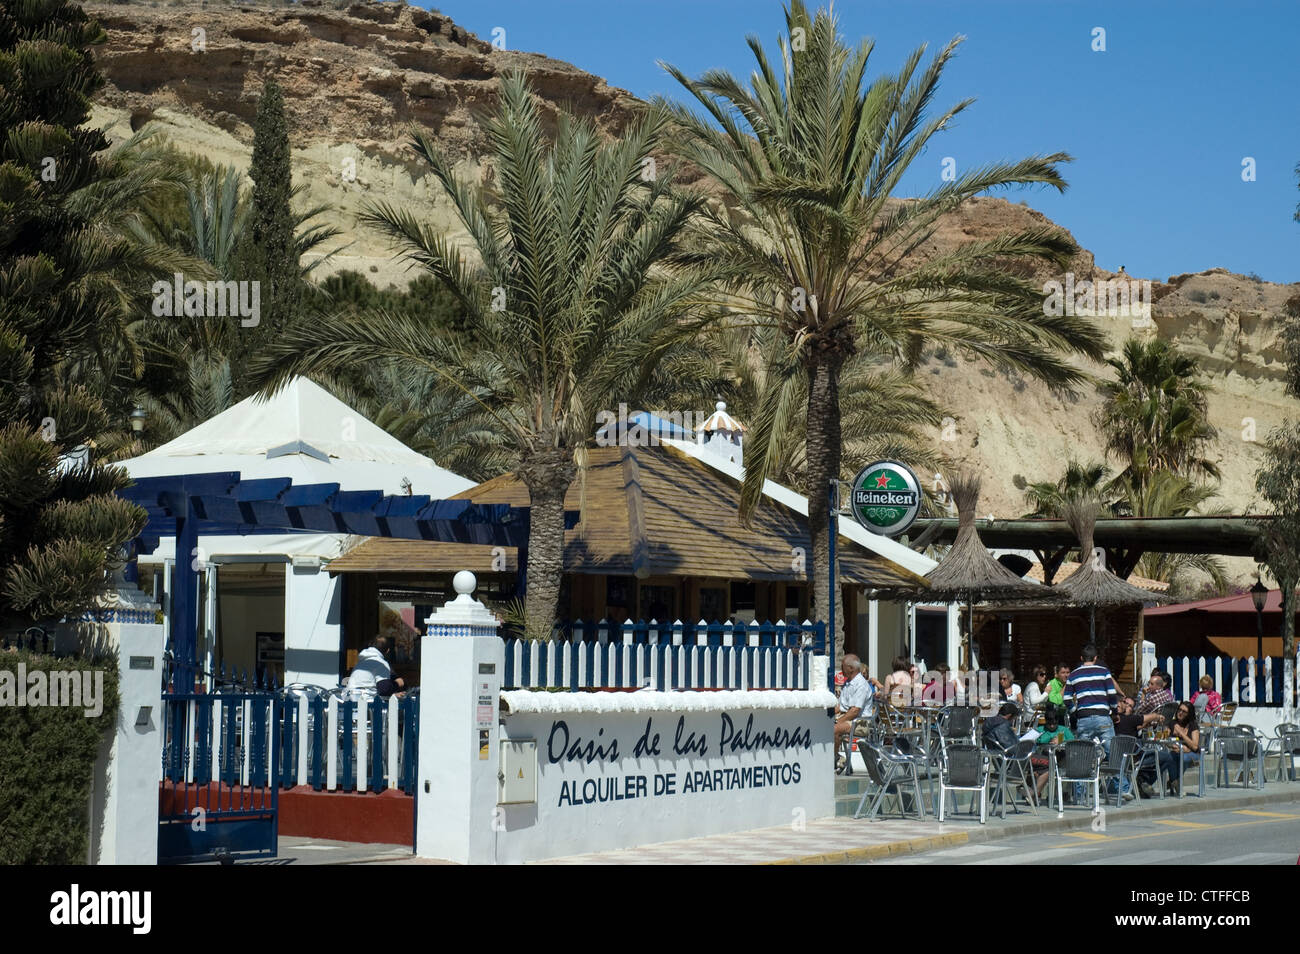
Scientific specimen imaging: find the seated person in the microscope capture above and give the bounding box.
[833,655,876,771]
[1188,675,1223,718]
[1114,695,1162,737]
[982,702,1022,752]
[882,656,915,706]
[1025,665,1050,709]
[347,635,406,698]
[998,669,1022,704]
[921,664,959,705]
[1136,670,1174,716]
[1155,702,1200,796]
[1035,716,1075,746]
[1029,716,1075,796]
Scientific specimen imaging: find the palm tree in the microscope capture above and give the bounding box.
[1022,459,1111,583]
[1115,471,1227,588]
[1021,460,1226,588]
[351,362,515,484]
[248,72,717,634]
[710,323,945,495]
[1095,336,1219,493]
[659,2,1108,650]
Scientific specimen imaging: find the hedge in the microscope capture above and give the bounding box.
[0,650,119,864]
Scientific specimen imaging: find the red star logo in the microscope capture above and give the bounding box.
[874,473,892,488]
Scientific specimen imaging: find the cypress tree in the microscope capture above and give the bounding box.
[236,77,300,355]
[0,0,146,630]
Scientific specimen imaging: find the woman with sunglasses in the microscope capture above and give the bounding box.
[998,669,1022,705]
[1156,701,1201,796]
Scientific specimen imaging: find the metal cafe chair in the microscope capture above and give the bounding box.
[937,742,990,824]
[1218,701,1239,726]
[1054,740,1105,816]
[881,698,925,748]
[1214,726,1265,790]
[1099,735,1142,808]
[838,703,878,776]
[1264,724,1300,782]
[1135,738,1169,799]
[936,706,980,747]
[987,739,1039,819]
[854,741,926,821]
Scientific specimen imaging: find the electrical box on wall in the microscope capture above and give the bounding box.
[499,740,537,805]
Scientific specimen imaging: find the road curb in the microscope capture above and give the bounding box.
[767,831,971,865]
[773,786,1300,865]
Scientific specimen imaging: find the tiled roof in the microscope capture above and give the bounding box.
[327,443,925,588]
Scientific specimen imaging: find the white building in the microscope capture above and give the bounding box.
[119,376,474,687]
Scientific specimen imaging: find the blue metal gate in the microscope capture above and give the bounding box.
[159,682,280,864]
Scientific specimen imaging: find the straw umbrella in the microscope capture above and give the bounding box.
[1052,500,1172,646]
[871,473,1053,669]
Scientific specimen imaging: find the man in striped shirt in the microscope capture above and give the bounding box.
[1064,643,1118,748]
[1062,644,1124,803]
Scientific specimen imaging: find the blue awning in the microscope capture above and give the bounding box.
[119,471,538,555]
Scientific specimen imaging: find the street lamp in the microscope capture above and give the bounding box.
[1250,576,1268,701]
[129,405,146,433]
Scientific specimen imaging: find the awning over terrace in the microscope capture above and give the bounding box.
[118,471,555,688]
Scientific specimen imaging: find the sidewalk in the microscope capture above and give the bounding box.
[532,780,1300,865]
[271,776,1300,865]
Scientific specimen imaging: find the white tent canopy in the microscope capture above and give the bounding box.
[121,376,476,562]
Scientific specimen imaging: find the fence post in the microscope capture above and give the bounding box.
[415,571,503,865]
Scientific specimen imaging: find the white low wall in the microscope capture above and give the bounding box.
[494,688,835,863]
[1232,707,1290,738]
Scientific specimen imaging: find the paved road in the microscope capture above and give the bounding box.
[865,798,1300,865]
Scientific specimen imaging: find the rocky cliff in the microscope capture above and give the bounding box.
[84,1,1300,574]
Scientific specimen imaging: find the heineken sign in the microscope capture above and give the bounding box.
[849,460,921,537]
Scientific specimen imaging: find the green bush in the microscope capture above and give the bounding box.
[0,650,119,864]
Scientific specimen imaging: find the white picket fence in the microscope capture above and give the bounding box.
[285,690,418,793]
[1160,654,1300,707]
[502,618,824,691]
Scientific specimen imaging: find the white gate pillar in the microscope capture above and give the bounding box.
[415,571,503,864]
[85,575,164,865]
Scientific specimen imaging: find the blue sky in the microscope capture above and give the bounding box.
[429,0,1300,284]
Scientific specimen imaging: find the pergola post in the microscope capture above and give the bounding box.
[169,492,199,692]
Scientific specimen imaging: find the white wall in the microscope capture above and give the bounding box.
[284,564,342,688]
[494,698,833,863]
[865,599,909,680]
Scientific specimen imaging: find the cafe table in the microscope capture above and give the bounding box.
[898,702,947,813]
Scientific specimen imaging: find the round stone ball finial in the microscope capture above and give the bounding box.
[716,400,726,412]
[453,570,477,596]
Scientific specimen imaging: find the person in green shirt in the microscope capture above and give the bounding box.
[1036,718,1075,745]
[1030,716,1075,797]
[1045,662,1070,725]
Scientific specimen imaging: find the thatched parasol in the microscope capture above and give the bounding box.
[869,473,1053,668]
[1051,500,1173,641]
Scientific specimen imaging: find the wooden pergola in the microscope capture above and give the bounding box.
[907,514,1266,581]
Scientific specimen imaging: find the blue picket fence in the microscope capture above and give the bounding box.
[161,681,419,796]
[504,618,828,691]
[1160,654,1300,707]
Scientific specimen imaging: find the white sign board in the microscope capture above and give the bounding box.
[494,698,833,862]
